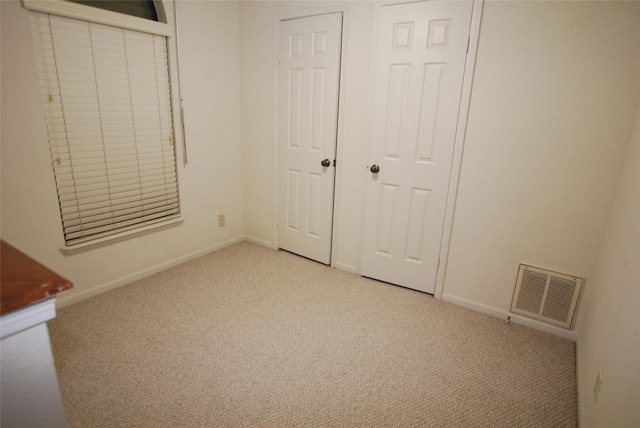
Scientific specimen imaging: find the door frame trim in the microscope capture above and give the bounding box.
[434,0,485,299]
[272,4,351,267]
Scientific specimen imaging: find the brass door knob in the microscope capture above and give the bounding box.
[370,164,380,174]
[321,159,331,167]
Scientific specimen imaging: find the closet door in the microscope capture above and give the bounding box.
[361,1,473,293]
[277,13,343,265]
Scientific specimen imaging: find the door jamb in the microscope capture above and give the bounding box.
[434,0,484,299]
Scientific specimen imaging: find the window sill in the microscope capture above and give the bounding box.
[59,216,184,255]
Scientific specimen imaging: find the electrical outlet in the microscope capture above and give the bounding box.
[218,214,225,227]
[593,370,603,401]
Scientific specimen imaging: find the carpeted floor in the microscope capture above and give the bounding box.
[48,242,577,427]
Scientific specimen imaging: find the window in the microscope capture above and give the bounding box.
[27,1,181,250]
[67,0,159,21]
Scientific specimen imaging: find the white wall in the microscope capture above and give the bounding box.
[0,0,245,306]
[575,104,640,427]
[441,1,640,314]
[240,0,278,248]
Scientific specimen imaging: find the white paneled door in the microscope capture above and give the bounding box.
[277,13,343,265]
[361,1,474,293]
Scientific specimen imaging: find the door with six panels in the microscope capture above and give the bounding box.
[361,1,474,293]
[277,13,343,265]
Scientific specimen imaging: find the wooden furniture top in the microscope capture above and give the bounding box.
[1,240,73,315]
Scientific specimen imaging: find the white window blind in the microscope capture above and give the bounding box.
[30,11,180,247]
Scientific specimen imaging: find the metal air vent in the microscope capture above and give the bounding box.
[510,264,584,329]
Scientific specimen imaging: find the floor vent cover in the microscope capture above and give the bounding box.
[510,264,584,329]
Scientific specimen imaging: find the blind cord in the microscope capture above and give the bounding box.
[173,0,188,168]
[34,13,62,167]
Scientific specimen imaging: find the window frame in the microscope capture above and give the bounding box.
[25,0,184,254]
[24,0,172,36]
[67,0,160,22]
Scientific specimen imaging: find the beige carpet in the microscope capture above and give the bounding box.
[48,242,577,427]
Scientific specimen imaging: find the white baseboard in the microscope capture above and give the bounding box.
[575,337,585,428]
[334,261,358,274]
[56,240,578,343]
[244,236,275,249]
[441,293,578,341]
[56,236,245,309]
[244,237,359,276]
